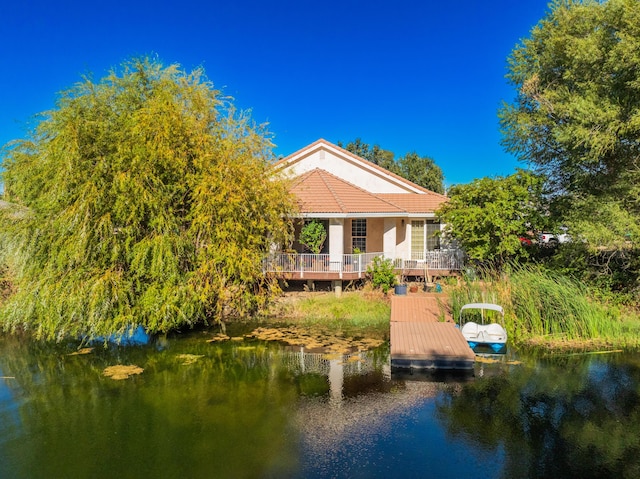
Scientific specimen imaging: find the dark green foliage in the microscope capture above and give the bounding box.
[397,152,444,195]
[499,0,640,291]
[0,57,294,340]
[437,171,546,265]
[338,138,398,173]
[501,0,640,199]
[299,220,326,254]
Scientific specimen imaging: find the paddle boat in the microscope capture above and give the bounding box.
[458,303,507,353]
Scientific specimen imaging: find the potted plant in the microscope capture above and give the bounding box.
[394,273,407,295]
[299,220,327,254]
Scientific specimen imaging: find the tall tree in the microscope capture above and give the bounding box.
[338,138,398,172]
[398,152,445,194]
[437,171,545,265]
[0,57,294,340]
[499,0,640,247]
[339,138,371,160]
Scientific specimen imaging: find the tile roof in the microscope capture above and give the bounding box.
[378,193,447,213]
[291,169,446,215]
[291,169,404,214]
[279,139,449,216]
[275,139,450,196]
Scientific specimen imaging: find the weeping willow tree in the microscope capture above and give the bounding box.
[0,57,294,340]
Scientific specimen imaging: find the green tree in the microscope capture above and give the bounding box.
[437,171,545,264]
[398,152,444,194]
[499,0,640,248]
[338,138,444,192]
[339,138,370,160]
[338,138,399,173]
[0,57,294,340]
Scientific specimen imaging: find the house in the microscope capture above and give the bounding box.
[264,139,464,293]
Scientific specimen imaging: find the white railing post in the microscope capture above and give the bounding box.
[261,250,464,275]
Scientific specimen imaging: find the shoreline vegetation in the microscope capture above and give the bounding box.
[450,265,640,354]
[259,288,391,341]
[251,267,640,355]
[2,264,639,355]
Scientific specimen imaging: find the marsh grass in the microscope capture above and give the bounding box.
[451,265,640,351]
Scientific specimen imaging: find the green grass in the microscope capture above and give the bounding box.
[265,290,390,339]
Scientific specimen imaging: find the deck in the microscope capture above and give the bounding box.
[263,250,464,281]
[390,295,476,371]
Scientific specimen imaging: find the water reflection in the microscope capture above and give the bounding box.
[1,332,640,478]
[437,353,640,479]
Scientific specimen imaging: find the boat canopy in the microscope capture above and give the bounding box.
[459,303,504,315]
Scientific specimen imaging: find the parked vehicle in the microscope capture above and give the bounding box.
[518,236,533,246]
[539,231,571,246]
[458,303,507,354]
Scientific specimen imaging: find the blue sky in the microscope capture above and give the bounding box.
[1,0,551,186]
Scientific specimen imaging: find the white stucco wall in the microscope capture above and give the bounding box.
[282,145,422,194]
[383,218,396,258]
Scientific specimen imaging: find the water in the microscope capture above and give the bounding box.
[1,329,639,478]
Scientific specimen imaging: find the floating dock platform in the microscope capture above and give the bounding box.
[390,295,476,371]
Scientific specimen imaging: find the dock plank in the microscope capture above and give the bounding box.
[390,295,451,323]
[390,296,475,371]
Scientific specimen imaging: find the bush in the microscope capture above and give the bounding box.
[367,256,396,293]
[299,220,326,254]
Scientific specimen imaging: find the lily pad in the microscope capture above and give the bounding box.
[103,364,144,380]
[206,333,230,343]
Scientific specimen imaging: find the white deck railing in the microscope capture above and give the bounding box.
[263,249,464,276]
[263,252,383,276]
[396,249,466,271]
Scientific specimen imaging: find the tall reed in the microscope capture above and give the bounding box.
[451,264,638,350]
[500,265,622,342]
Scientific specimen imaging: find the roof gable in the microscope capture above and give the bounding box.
[276,139,448,216]
[275,139,439,195]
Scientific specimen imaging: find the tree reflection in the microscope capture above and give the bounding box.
[437,356,640,478]
[0,335,301,479]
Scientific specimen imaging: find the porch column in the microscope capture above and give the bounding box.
[383,218,396,260]
[404,220,412,261]
[328,218,344,271]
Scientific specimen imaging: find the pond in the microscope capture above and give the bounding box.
[1,327,640,479]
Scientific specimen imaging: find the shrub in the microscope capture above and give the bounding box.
[367,256,396,293]
[299,220,327,254]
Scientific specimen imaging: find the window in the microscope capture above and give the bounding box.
[351,219,367,252]
[411,220,440,257]
[411,221,424,256]
[426,221,440,250]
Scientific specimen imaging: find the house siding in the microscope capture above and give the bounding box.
[367,218,384,252]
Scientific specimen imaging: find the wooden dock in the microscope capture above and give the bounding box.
[390,295,476,371]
